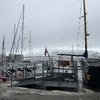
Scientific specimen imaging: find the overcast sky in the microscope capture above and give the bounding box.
[0,0,100,55]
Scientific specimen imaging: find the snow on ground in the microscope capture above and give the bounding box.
[0,79,100,100]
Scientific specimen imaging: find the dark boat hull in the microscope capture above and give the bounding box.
[81,58,100,87]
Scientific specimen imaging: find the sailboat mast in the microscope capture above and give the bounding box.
[83,0,88,58]
[21,5,25,61]
[2,36,5,63]
[9,8,22,62]
[29,31,32,58]
[13,24,16,54]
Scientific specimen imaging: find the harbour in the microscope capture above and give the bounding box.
[0,0,100,99]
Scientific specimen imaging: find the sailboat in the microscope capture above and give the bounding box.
[81,0,100,87]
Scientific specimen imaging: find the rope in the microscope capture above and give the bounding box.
[58,0,81,52]
[77,0,82,55]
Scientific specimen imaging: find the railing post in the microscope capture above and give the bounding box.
[42,61,44,88]
[11,66,13,86]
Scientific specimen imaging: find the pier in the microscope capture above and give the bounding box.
[0,55,82,91]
